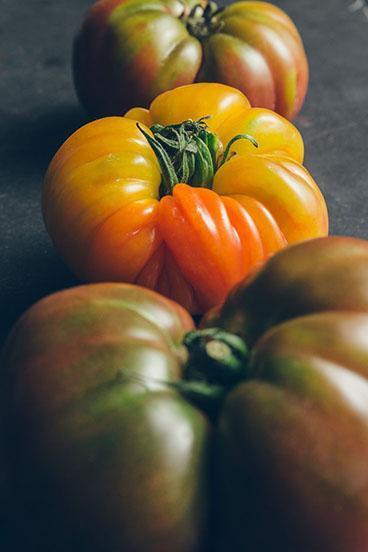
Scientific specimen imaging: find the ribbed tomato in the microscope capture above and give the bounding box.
[73,0,309,119]
[43,83,328,314]
[202,236,368,551]
[4,237,368,551]
[1,283,209,551]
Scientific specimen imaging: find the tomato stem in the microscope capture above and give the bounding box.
[138,118,218,196]
[137,123,179,191]
[182,1,225,40]
[184,327,249,384]
[219,134,259,166]
[176,327,249,416]
[138,118,258,197]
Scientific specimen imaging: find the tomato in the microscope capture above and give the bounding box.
[1,283,210,551]
[204,236,368,551]
[3,237,368,551]
[73,0,308,120]
[43,83,328,314]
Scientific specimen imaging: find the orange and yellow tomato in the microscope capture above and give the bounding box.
[43,83,328,313]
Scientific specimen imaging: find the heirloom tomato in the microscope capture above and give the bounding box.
[204,236,368,551]
[43,83,328,314]
[1,284,208,551]
[3,237,368,551]
[73,0,309,119]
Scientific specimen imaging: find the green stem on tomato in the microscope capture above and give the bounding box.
[120,325,250,419]
[137,118,258,197]
[138,117,217,196]
[219,133,259,167]
[136,123,179,195]
[171,327,250,418]
[183,327,249,386]
[182,1,225,40]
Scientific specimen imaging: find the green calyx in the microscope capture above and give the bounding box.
[173,327,250,418]
[137,117,218,197]
[137,118,258,197]
[182,1,225,40]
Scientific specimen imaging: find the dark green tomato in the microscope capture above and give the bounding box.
[5,237,368,552]
[1,283,209,551]
[208,236,368,551]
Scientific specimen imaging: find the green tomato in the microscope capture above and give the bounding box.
[1,284,209,551]
[4,237,368,551]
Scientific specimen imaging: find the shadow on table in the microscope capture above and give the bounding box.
[0,248,79,345]
[0,103,90,177]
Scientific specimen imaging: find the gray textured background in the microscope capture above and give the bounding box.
[1,0,368,343]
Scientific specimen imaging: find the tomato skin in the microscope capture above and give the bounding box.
[1,283,211,551]
[212,236,368,345]
[5,238,368,551]
[43,83,328,314]
[206,236,368,551]
[217,314,368,551]
[73,0,203,117]
[73,0,308,119]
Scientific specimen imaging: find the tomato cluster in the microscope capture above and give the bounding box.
[3,1,365,551]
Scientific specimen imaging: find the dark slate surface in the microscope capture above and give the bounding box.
[1,0,368,343]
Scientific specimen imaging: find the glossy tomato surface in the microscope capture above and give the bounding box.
[3,237,368,551]
[207,236,368,551]
[43,83,328,314]
[74,0,308,120]
[1,283,209,551]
